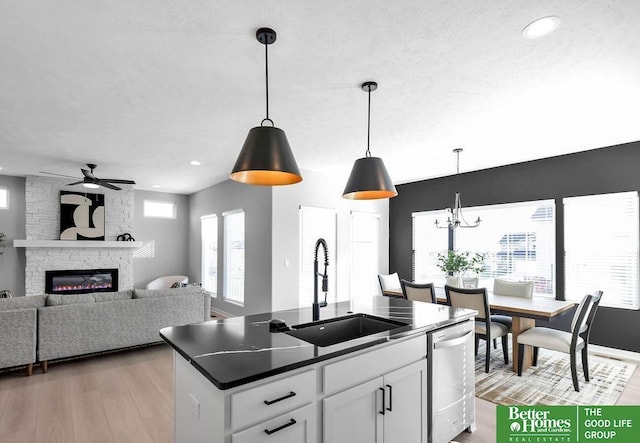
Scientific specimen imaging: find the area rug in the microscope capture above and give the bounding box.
[474,344,637,405]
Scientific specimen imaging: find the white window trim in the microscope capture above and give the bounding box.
[223,209,245,305]
[0,188,8,210]
[200,214,218,296]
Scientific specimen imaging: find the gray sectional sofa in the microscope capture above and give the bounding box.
[0,286,210,375]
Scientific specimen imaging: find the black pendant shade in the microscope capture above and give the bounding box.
[230,27,302,186]
[342,156,397,200]
[231,126,302,186]
[342,81,397,200]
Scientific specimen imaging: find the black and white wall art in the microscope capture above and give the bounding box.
[60,191,105,240]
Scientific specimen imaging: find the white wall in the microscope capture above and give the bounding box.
[271,169,389,312]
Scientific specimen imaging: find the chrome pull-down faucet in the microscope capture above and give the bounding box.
[313,238,329,321]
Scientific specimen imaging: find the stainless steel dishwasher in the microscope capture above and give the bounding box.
[428,319,475,443]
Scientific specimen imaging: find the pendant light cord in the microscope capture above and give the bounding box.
[262,41,273,126]
[455,149,460,192]
[366,85,371,157]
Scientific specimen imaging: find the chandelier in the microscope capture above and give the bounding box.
[435,148,481,229]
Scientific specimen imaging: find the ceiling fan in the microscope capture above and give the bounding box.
[41,164,136,191]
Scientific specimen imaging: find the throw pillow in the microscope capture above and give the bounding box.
[0,294,47,311]
[46,293,96,306]
[93,290,133,303]
[133,286,202,299]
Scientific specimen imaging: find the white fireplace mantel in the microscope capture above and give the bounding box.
[14,240,142,248]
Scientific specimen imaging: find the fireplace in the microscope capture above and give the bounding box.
[45,269,119,294]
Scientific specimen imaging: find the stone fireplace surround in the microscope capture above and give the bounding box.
[22,176,135,296]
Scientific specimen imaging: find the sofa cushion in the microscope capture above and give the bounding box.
[93,290,133,303]
[46,293,96,306]
[0,294,46,311]
[133,286,202,299]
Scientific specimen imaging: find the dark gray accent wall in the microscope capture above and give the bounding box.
[390,141,640,352]
[0,175,26,295]
[133,190,190,288]
[188,180,272,317]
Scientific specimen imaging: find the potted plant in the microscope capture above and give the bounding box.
[436,250,486,287]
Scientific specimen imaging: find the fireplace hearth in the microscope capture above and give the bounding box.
[45,269,119,294]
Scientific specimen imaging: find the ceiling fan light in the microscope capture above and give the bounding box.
[231,126,302,185]
[342,157,397,200]
[82,182,100,189]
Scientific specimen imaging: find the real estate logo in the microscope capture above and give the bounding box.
[497,405,640,443]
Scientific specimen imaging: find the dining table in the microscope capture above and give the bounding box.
[383,287,576,373]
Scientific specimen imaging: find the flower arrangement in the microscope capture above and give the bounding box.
[436,250,486,276]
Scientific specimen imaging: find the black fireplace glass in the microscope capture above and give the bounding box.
[45,269,119,294]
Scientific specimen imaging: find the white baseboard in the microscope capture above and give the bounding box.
[589,344,640,365]
[211,307,233,319]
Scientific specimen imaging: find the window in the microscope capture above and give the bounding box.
[564,192,639,309]
[201,215,218,295]
[0,188,7,209]
[299,206,338,307]
[143,200,176,218]
[223,210,245,304]
[454,200,555,295]
[350,212,380,300]
[412,210,449,286]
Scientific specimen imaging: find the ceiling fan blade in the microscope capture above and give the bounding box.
[99,179,136,185]
[67,180,84,186]
[81,168,96,180]
[100,183,121,191]
[40,171,80,179]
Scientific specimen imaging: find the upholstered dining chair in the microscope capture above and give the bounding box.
[378,272,402,295]
[400,280,436,303]
[516,291,602,392]
[489,279,534,348]
[445,285,509,373]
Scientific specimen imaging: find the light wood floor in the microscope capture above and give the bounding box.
[1,344,638,443]
[0,345,173,443]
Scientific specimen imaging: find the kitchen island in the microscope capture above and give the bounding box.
[160,296,476,443]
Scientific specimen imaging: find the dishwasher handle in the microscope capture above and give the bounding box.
[433,330,473,349]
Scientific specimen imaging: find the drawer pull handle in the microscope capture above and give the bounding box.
[264,391,296,405]
[264,418,297,435]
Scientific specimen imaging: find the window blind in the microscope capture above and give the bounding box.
[564,191,639,309]
[223,210,245,304]
[201,214,218,295]
[350,211,380,300]
[454,200,555,295]
[412,210,449,286]
[299,206,338,307]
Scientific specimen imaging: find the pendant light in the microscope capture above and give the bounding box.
[342,81,397,200]
[230,28,302,186]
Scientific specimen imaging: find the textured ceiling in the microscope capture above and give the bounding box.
[1,0,639,194]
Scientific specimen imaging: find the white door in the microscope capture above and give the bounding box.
[323,377,383,443]
[383,360,428,443]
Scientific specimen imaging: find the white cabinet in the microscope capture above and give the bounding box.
[323,359,428,443]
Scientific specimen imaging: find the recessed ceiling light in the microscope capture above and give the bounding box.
[152,184,161,188]
[190,160,202,166]
[522,16,561,39]
[0,166,3,170]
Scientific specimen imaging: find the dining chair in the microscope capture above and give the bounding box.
[490,279,534,347]
[444,285,509,373]
[462,277,479,288]
[516,291,603,392]
[378,272,402,295]
[400,280,436,303]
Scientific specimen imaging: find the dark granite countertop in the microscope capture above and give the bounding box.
[160,296,476,390]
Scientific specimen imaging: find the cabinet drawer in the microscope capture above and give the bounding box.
[323,334,427,395]
[232,403,316,443]
[231,369,316,430]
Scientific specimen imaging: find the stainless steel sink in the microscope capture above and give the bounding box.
[285,313,409,347]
